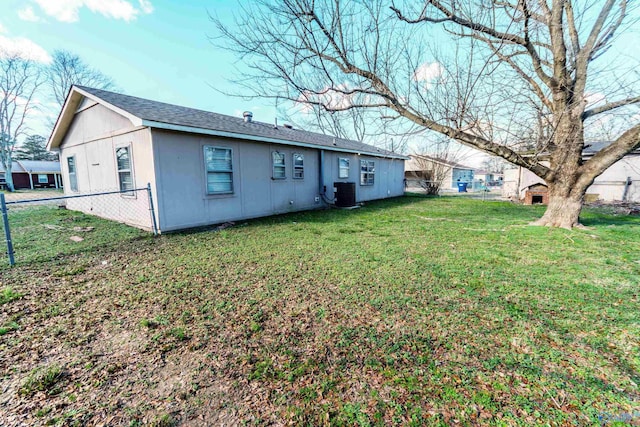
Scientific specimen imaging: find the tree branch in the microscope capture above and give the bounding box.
[391,1,556,89]
[582,96,640,120]
[576,124,640,191]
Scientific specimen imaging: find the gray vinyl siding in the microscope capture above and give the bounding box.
[58,102,405,233]
[152,130,322,232]
[152,131,405,232]
[57,104,157,230]
[322,151,405,203]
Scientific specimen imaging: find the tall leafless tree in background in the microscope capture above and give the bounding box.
[281,103,411,152]
[482,157,508,174]
[410,137,469,194]
[0,54,42,192]
[215,0,640,228]
[46,50,115,111]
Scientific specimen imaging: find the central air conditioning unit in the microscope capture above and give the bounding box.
[334,182,356,207]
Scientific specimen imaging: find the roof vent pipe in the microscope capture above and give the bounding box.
[243,111,253,122]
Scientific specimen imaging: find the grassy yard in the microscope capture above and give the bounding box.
[0,196,639,426]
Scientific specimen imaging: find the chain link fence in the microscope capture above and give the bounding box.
[0,185,157,267]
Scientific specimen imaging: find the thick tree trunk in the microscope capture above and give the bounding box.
[529,104,590,229]
[532,166,588,229]
[532,193,583,229]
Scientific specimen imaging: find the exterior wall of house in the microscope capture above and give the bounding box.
[35,173,56,187]
[56,100,405,233]
[58,104,156,230]
[151,130,323,231]
[321,151,405,203]
[441,169,453,190]
[11,173,31,189]
[62,103,134,148]
[451,168,474,188]
[11,173,58,189]
[586,155,640,202]
[152,130,405,232]
[502,155,640,202]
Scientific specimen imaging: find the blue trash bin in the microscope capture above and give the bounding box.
[457,182,468,192]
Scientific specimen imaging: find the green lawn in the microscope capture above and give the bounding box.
[1,196,639,426]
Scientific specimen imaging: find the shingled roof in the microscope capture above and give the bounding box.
[48,86,406,159]
[0,160,60,174]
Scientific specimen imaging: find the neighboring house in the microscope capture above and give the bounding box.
[503,141,640,203]
[474,169,503,186]
[0,160,62,190]
[47,86,407,232]
[405,154,474,191]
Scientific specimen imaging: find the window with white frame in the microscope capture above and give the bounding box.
[339,158,350,179]
[38,174,48,184]
[67,156,78,192]
[272,151,286,179]
[116,146,134,193]
[360,159,375,186]
[204,146,233,194]
[293,153,304,179]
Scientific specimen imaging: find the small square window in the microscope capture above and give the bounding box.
[38,174,48,184]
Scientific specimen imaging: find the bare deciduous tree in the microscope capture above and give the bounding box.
[408,136,471,194]
[46,50,115,110]
[482,157,508,174]
[214,0,640,228]
[0,53,43,192]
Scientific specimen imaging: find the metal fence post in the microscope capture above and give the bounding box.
[146,183,159,236]
[0,193,15,266]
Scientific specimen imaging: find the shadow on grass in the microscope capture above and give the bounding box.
[580,211,640,227]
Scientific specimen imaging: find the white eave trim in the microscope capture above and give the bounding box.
[142,120,409,160]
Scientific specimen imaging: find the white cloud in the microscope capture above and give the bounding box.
[0,35,51,63]
[34,0,154,23]
[18,6,42,22]
[0,23,6,33]
[585,92,606,107]
[138,0,154,14]
[413,62,444,82]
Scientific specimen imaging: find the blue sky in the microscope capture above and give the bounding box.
[0,0,278,137]
[0,1,636,167]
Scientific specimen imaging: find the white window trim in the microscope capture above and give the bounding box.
[115,144,136,197]
[204,145,234,195]
[67,156,78,192]
[37,174,48,184]
[293,153,304,179]
[360,159,375,186]
[339,158,350,179]
[272,151,286,180]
